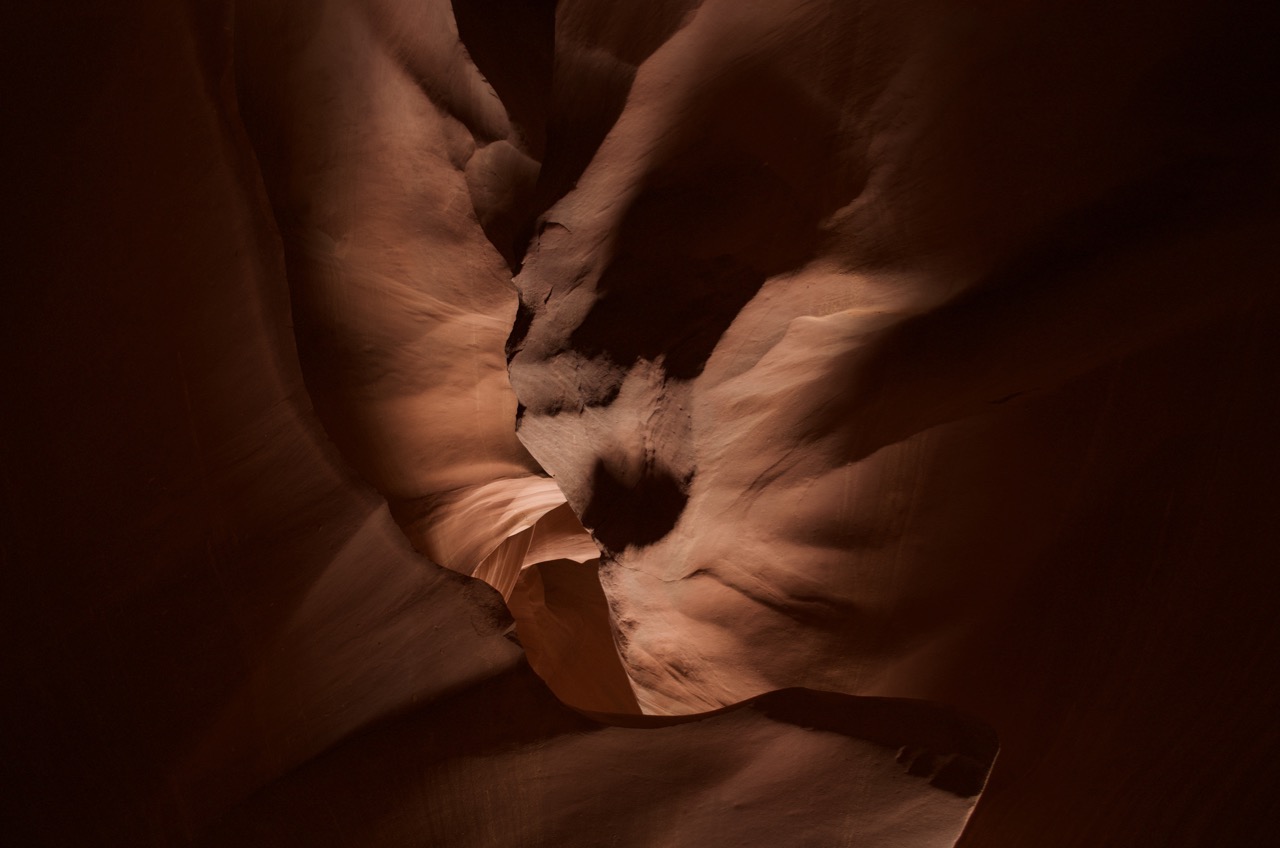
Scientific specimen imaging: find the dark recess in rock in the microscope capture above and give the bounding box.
[581,459,690,551]
[569,253,766,380]
[506,297,536,360]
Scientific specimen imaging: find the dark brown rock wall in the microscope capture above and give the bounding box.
[6,0,1280,846]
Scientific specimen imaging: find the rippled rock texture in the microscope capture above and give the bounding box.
[6,0,1280,845]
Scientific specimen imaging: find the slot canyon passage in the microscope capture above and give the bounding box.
[5,0,1280,845]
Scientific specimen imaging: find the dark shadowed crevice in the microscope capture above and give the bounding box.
[452,0,558,268]
[506,297,536,360]
[531,0,702,215]
[568,254,766,381]
[580,459,690,552]
[451,0,557,158]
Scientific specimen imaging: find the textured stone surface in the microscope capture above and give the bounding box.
[7,0,1280,846]
[3,1,994,846]
[199,669,995,848]
[503,1,1280,845]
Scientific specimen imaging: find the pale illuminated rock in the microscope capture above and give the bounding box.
[9,0,1280,846]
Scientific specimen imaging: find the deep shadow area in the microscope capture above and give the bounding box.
[569,252,767,380]
[566,66,863,380]
[195,661,996,847]
[580,459,690,551]
[452,0,557,268]
[532,1,701,215]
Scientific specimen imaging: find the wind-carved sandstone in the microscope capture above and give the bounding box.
[235,0,643,713]
[227,0,1005,841]
[510,0,1280,728]
[220,0,1280,845]
[16,0,1280,841]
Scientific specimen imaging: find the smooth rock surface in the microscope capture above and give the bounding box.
[7,0,1280,846]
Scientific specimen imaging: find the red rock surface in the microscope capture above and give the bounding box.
[5,0,1280,846]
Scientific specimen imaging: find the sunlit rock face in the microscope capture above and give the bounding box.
[8,0,1280,846]
[503,0,1280,844]
[5,0,997,845]
[511,0,1280,717]
[5,2,1001,844]
[232,0,628,711]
